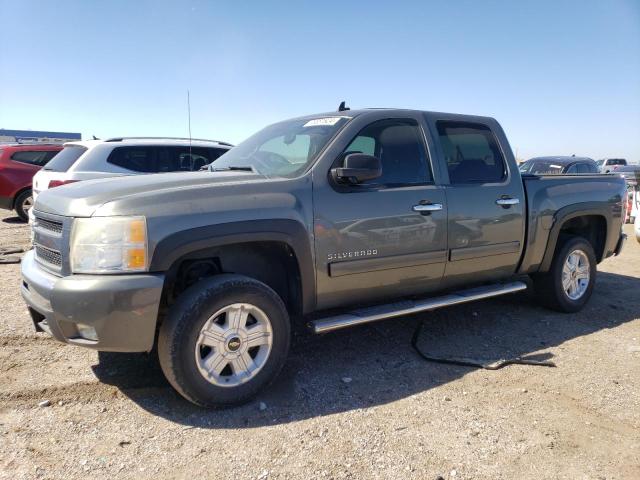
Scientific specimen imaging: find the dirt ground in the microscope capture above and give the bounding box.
[0,209,638,480]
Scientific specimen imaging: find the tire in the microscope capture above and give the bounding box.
[157,274,290,407]
[14,190,33,222]
[533,236,597,313]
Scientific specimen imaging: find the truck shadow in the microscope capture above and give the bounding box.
[1,216,25,224]
[92,270,640,428]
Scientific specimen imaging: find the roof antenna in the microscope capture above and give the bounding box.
[187,90,192,159]
[338,101,350,112]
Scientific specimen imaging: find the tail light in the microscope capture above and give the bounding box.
[48,179,78,189]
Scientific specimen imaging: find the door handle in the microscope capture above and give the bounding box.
[495,197,519,206]
[413,203,443,213]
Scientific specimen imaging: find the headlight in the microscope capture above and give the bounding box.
[70,216,147,273]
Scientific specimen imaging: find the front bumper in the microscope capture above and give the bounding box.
[21,250,165,352]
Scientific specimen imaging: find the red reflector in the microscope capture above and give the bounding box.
[48,180,78,189]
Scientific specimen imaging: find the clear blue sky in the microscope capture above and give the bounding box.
[1,0,639,161]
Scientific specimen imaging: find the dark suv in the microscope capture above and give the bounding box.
[0,143,63,221]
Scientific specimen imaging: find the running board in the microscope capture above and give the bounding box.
[310,281,527,334]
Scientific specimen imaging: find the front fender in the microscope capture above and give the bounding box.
[149,219,316,313]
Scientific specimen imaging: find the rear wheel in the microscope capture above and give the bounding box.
[158,274,290,407]
[14,190,33,222]
[533,236,596,313]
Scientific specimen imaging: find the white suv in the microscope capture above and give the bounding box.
[32,137,233,204]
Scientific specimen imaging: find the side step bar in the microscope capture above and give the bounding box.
[310,281,527,334]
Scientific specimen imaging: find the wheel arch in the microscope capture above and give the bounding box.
[539,203,610,272]
[151,220,315,315]
[12,186,33,210]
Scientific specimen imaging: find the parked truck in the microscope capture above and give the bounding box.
[22,109,627,406]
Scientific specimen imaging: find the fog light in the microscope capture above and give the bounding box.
[76,323,98,341]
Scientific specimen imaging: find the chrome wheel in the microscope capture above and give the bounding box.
[562,249,590,300]
[194,303,273,387]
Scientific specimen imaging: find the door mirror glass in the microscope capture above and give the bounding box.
[332,153,382,184]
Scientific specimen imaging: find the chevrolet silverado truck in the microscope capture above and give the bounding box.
[22,109,627,407]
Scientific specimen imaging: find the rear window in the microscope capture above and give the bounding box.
[43,146,87,172]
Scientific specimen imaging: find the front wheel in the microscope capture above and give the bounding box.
[533,236,597,313]
[158,274,290,407]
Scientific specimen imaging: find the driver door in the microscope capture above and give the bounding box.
[312,117,448,310]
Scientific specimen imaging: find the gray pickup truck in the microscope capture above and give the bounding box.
[22,109,627,407]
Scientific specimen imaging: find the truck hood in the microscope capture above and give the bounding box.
[34,170,264,217]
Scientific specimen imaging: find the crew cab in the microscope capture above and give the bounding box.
[22,109,627,407]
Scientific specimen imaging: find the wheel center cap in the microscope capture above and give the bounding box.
[227,337,241,352]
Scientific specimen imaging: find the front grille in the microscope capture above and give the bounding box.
[32,211,69,275]
[35,217,63,234]
[35,245,62,267]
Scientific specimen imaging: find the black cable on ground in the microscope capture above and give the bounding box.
[411,319,556,370]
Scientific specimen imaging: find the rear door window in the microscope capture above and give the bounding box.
[107,147,156,172]
[436,121,506,184]
[43,146,87,171]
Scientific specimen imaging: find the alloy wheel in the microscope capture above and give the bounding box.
[561,249,590,300]
[194,303,273,387]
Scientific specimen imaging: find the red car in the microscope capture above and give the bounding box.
[0,144,63,221]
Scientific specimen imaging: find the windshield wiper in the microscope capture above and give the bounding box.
[210,166,255,172]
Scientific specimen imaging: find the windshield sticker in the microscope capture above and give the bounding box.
[303,117,344,127]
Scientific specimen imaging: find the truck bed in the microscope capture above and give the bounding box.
[519,173,626,274]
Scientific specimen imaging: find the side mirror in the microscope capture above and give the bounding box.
[332,153,382,184]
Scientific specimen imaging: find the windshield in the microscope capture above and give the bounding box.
[43,145,87,171]
[210,116,350,177]
[608,159,626,165]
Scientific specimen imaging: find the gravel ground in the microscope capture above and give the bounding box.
[0,209,639,480]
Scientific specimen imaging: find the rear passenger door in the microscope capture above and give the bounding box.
[430,120,525,287]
